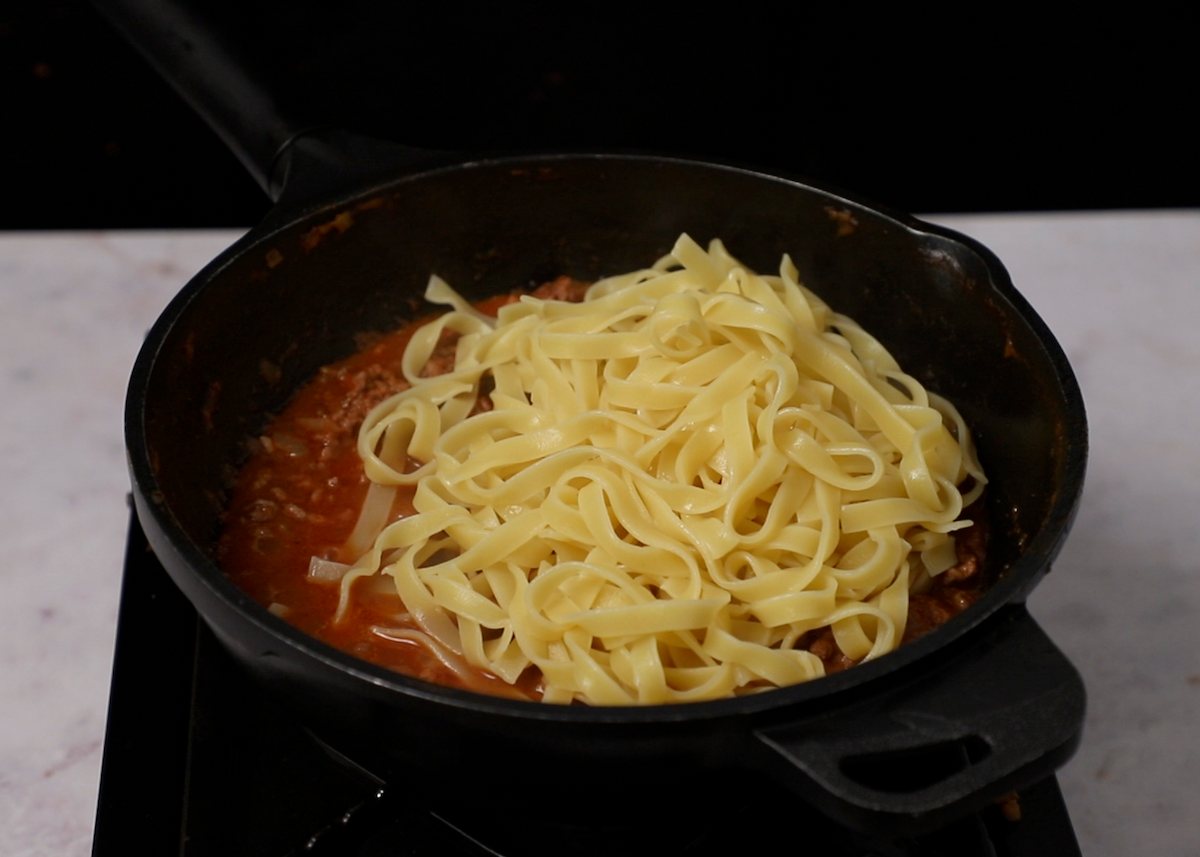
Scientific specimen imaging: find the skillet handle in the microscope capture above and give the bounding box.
[93,0,302,196]
[92,1,445,204]
[751,606,1085,836]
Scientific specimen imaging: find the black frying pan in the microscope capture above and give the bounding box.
[104,1,1088,840]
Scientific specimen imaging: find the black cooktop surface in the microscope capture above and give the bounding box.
[92,512,1083,856]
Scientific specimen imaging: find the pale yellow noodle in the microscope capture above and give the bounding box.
[338,234,986,705]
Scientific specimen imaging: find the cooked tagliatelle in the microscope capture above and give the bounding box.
[334,234,986,705]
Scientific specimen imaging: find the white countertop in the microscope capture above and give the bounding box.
[1,212,1197,855]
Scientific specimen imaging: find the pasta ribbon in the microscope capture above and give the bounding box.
[343,234,986,704]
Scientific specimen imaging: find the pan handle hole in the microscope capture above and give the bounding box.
[838,735,992,793]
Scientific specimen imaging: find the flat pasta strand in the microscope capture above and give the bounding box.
[341,234,986,705]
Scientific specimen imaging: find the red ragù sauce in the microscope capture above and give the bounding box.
[218,282,583,698]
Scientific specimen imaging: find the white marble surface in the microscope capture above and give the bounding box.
[1,213,1197,856]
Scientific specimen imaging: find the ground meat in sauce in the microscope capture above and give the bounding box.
[903,512,989,645]
[418,331,460,379]
[218,276,988,697]
[529,275,590,303]
[799,510,988,674]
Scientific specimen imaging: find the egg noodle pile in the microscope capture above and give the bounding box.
[334,234,985,705]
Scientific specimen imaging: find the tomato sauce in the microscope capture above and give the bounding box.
[218,289,550,698]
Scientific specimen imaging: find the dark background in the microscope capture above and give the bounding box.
[3,2,1195,230]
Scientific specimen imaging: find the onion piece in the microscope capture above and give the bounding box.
[370,626,477,681]
[343,481,398,557]
[307,556,353,584]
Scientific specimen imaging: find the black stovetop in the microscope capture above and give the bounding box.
[92,512,1083,856]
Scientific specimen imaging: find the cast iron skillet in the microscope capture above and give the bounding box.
[105,1,1088,840]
